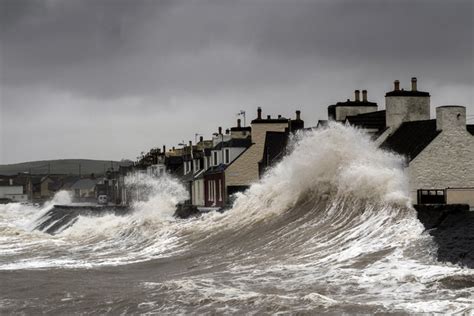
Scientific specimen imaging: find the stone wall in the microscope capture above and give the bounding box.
[385,96,430,129]
[226,122,288,187]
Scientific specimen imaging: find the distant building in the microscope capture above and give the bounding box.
[69,178,98,202]
[0,177,27,203]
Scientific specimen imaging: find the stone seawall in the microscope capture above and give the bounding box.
[415,204,473,268]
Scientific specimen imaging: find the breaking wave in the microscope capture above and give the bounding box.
[0,123,472,314]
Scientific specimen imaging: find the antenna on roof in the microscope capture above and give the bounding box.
[237,110,246,126]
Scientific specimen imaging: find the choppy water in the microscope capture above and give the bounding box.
[1,124,473,314]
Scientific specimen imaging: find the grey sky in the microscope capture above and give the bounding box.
[1,0,473,164]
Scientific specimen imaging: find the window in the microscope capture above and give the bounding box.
[225,149,230,164]
[213,152,218,165]
[218,179,222,201]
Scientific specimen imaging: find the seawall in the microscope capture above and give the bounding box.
[415,204,473,268]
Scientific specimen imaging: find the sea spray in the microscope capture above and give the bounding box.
[0,123,473,314]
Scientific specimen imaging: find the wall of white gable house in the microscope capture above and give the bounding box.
[192,178,205,206]
[407,128,474,203]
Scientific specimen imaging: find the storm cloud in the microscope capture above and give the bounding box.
[1,0,473,164]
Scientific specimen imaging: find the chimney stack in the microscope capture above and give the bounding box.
[362,90,367,102]
[296,110,301,120]
[162,145,166,153]
[355,90,360,102]
[411,77,417,91]
[237,118,241,128]
[218,126,222,134]
[394,80,400,91]
[199,136,203,142]
[189,140,192,147]
[257,107,262,119]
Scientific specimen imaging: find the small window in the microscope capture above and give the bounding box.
[225,149,230,164]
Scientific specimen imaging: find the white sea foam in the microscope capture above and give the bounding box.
[0,123,472,314]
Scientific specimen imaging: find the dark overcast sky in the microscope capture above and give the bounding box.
[1,0,473,164]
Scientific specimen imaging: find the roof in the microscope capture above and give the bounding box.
[380,119,440,161]
[251,117,289,124]
[70,178,97,190]
[385,90,430,97]
[212,137,252,150]
[328,100,377,109]
[467,125,474,136]
[345,110,386,131]
[203,164,228,176]
[230,126,251,132]
[261,131,289,167]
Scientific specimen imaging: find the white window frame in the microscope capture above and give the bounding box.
[218,179,222,201]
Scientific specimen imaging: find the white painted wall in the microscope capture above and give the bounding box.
[407,121,474,203]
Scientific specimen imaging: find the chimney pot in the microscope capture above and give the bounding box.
[355,90,360,102]
[257,107,262,119]
[163,145,166,153]
[278,114,282,119]
[394,80,400,91]
[172,146,175,151]
[296,110,301,120]
[225,129,230,134]
[411,77,417,91]
[189,140,192,146]
[200,136,203,142]
[267,115,271,119]
[218,126,222,134]
[237,118,241,127]
[362,90,368,102]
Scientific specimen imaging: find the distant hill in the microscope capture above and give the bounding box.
[0,159,133,176]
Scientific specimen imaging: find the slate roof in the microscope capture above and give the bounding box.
[203,164,227,176]
[212,137,252,150]
[251,117,289,124]
[380,119,440,161]
[385,90,430,97]
[328,100,377,109]
[70,178,97,190]
[345,110,386,131]
[230,126,251,132]
[467,125,474,136]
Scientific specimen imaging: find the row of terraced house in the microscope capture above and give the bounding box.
[119,77,474,210]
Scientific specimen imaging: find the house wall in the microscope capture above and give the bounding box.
[446,188,474,207]
[335,106,377,121]
[226,122,288,187]
[40,178,54,198]
[408,128,474,203]
[204,173,225,207]
[0,186,24,198]
[192,178,205,206]
[385,96,430,130]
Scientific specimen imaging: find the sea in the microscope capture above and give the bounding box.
[1,124,473,314]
